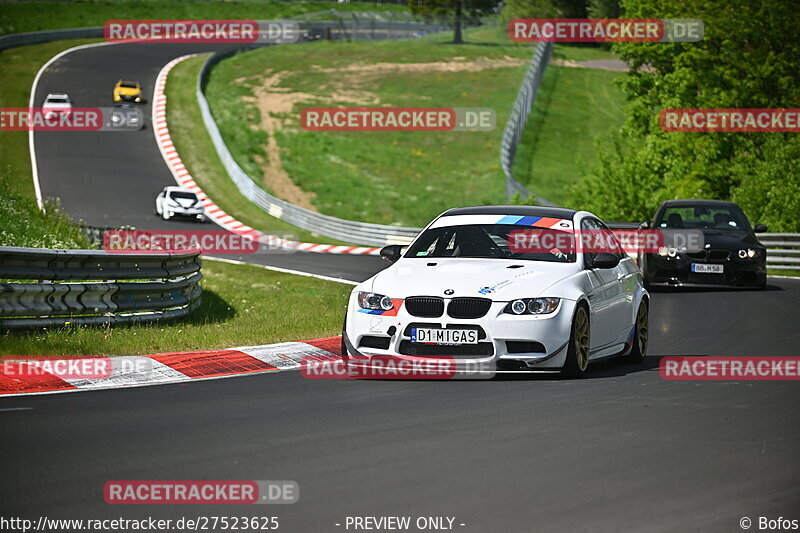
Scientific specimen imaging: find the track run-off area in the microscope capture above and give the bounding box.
[2,40,799,532]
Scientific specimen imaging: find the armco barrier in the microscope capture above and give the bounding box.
[0,247,202,328]
[759,233,800,271]
[0,26,103,52]
[499,41,553,204]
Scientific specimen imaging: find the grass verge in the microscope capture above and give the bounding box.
[167,55,351,245]
[205,26,626,225]
[0,1,407,36]
[205,25,536,228]
[0,259,352,356]
[513,44,626,206]
[0,175,90,248]
[513,64,626,205]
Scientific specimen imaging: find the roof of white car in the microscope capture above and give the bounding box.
[45,93,69,99]
[164,186,196,193]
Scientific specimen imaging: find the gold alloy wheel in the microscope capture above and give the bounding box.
[575,306,590,371]
[636,303,648,356]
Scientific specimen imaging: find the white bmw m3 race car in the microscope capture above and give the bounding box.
[342,206,649,378]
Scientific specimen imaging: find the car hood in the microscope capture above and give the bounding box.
[369,258,580,300]
[700,230,762,249]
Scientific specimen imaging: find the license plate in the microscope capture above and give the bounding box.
[691,263,724,273]
[411,328,478,345]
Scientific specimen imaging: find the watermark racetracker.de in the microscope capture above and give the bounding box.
[104,20,299,44]
[300,107,495,132]
[103,230,298,255]
[508,18,704,42]
[104,480,298,504]
[660,357,800,380]
[661,109,800,132]
[1,107,144,131]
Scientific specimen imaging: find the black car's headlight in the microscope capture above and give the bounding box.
[737,248,758,259]
[504,297,560,315]
[357,291,394,311]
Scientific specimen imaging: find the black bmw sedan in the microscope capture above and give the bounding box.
[638,199,768,289]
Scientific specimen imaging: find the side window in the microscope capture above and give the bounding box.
[596,220,625,259]
[580,218,600,266]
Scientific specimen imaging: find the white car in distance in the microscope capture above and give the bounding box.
[42,93,72,120]
[342,206,649,378]
[155,186,206,222]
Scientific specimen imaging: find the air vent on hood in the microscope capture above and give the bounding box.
[507,264,524,269]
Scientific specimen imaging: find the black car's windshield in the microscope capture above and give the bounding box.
[405,224,576,263]
[656,205,751,231]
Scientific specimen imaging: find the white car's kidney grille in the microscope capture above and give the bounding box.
[447,298,492,319]
[405,297,445,318]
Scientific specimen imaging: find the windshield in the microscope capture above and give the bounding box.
[46,97,68,104]
[119,82,138,89]
[169,191,198,201]
[656,205,750,231]
[405,224,575,263]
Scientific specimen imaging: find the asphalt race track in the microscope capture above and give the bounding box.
[4,41,799,532]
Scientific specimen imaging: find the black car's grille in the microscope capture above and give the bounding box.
[404,297,444,318]
[708,249,730,261]
[686,249,731,262]
[398,341,494,357]
[447,298,492,319]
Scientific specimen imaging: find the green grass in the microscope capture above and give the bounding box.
[0,1,407,36]
[0,259,352,356]
[205,25,539,227]
[167,55,351,245]
[512,58,627,205]
[0,38,101,198]
[0,174,90,248]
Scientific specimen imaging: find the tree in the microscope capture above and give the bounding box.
[570,0,800,231]
[409,0,499,44]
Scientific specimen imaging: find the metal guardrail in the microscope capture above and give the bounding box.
[0,247,202,328]
[499,41,554,204]
[758,234,800,271]
[0,26,103,52]
[195,19,460,247]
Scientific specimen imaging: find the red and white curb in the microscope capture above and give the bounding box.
[152,55,381,256]
[0,337,341,397]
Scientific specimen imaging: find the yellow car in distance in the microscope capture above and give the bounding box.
[113,80,142,103]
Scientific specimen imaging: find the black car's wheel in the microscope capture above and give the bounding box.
[561,304,590,379]
[625,300,649,364]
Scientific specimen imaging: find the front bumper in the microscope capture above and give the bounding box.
[164,205,205,219]
[114,93,142,103]
[343,295,576,372]
[644,254,766,288]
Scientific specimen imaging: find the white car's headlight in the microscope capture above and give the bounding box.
[357,292,393,311]
[504,297,560,315]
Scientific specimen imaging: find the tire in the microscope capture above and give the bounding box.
[625,300,649,364]
[561,304,590,379]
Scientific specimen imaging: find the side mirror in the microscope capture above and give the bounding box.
[753,223,768,233]
[638,220,650,230]
[379,244,404,263]
[591,253,620,269]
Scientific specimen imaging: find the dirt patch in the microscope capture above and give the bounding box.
[241,57,528,208]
